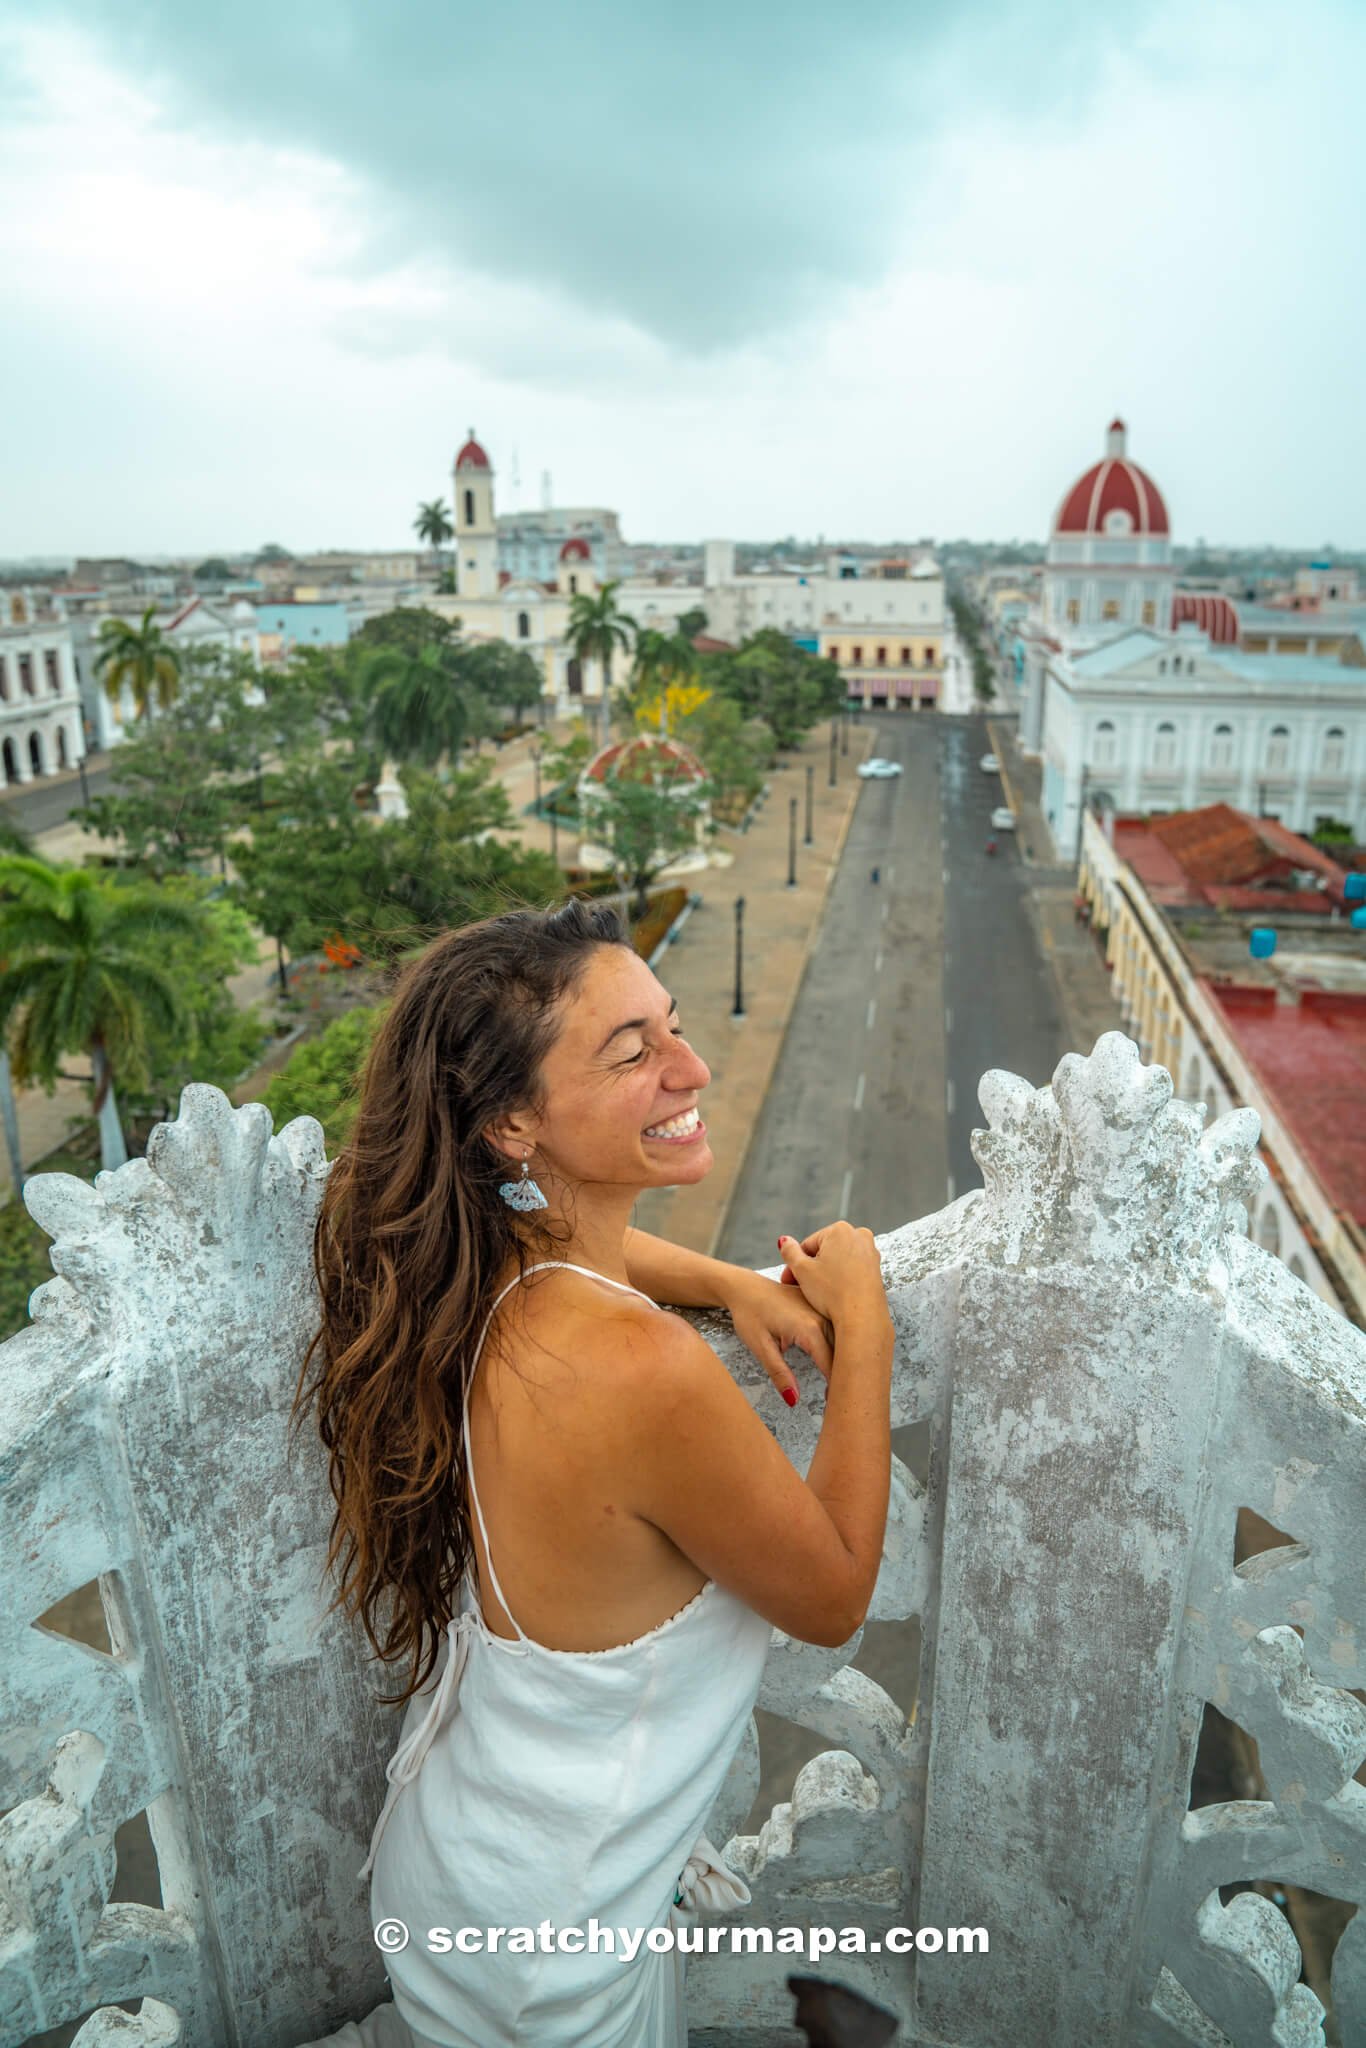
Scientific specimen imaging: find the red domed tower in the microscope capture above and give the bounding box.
[1043,419,1174,644]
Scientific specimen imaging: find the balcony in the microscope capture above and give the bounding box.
[1,1032,1362,2046]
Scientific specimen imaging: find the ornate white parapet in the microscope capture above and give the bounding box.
[1,1032,1362,2046]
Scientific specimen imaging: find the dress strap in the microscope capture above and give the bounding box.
[462,1261,653,1645]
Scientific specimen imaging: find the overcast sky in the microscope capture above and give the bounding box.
[2,0,1361,559]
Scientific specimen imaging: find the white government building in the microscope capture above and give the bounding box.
[1016,420,1366,859]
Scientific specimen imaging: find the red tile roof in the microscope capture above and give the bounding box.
[1207,982,1366,1228]
[1113,804,1347,913]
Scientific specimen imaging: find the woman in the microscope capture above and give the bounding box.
[296,896,894,2048]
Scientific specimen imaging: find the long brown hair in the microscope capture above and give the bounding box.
[291,893,633,1707]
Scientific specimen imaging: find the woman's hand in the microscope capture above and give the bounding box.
[719,1266,834,1410]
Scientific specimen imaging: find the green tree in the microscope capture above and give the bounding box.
[702,629,842,749]
[90,874,270,1131]
[71,646,263,877]
[93,604,182,724]
[566,581,638,749]
[356,640,471,774]
[677,607,708,641]
[0,857,203,1171]
[353,606,458,657]
[413,498,454,578]
[262,1002,388,1155]
[193,557,232,584]
[581,745,707,918]
[459,641,544,731]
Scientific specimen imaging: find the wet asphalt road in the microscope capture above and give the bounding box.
[720,708,1065,1267]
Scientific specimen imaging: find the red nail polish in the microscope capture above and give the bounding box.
[781,1386,798,1407]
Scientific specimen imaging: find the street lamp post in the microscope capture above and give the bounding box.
[828,717,837,787]
[804,762,814,846]
[77,754,89,807]
[787,796,798,888]
[841,709,850,758]
[731,896,746,1019]
[533,744,542,816]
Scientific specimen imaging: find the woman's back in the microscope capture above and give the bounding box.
[462,1261,716,1653]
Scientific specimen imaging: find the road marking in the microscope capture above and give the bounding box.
[839,1168,853,1215]
[942,866,949,885]
[854,1072,865,1111]
[947,1172,956,1203]
[946,1078,955,1114]
[866,997,877,1031]
[886,865,895,885]
[881,901,889,922]
[945,1006,953,1033]
[874,949,883,973]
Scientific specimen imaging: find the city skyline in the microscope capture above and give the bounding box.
[1,0,1362,557]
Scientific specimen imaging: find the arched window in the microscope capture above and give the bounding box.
[1152,721,1178,770]
[463,488,475,527]
[1158,658,1167,674]
[1321,726,1346,774]
[569,574,578,596]
[517,611,530,639]
[1266,725,1291,773]
[1185,1055,1202,1101]
[1257,1204,1281,1258]
[1093,720,1117,768]
[0,655,8,702]
[1210,723,1235,771]
[1172,655,1182,673]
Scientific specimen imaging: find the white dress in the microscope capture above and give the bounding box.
[300,1262,774,2048]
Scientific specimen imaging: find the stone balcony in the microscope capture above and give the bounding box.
[1,1032,1363,2046]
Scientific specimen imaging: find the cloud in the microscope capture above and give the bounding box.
[11,0,1167,354]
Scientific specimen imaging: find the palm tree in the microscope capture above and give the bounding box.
[566,581,638,750]
[0,858,201,1172]
[357,642,470,775]
[93,604,182,724]
[414,498,454,582]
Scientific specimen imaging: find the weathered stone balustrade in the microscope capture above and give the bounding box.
[1,1032,1362,2046]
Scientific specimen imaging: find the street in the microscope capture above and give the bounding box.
[719,707,1066,1267]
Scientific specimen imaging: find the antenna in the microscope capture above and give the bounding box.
[541,469,553,511]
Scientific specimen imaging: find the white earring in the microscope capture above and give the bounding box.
[499,1149,549,1212]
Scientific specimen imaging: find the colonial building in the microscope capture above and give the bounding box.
[1019,419,1366,857]
[699,541,947,710]
[0,589,85,787]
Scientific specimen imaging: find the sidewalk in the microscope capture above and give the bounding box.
[986,710,1126,1064]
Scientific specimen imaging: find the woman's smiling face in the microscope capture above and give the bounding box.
[510,943,713,1192]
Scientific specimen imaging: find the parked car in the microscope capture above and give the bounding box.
[990,806,1017,830]
[857,758,904,779]
[980,753,1001,772]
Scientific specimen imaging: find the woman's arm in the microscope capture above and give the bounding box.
[622,1226,756,1312]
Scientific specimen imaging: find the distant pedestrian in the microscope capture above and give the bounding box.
[870,866,881,884]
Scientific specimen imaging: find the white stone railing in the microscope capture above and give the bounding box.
[1,1031,1362,2047]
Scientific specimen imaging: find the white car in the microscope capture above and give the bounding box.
[979,753,1001,773]
[857,757,904,779]
[990,806,1017,831]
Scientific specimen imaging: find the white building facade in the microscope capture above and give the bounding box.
[1039,624,1366,857]
[0,590,86,787]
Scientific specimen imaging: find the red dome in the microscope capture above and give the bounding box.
[455,427,490,470]
[1054,420,1169,537]
[559,537,592,562]
[583,735,707,786]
